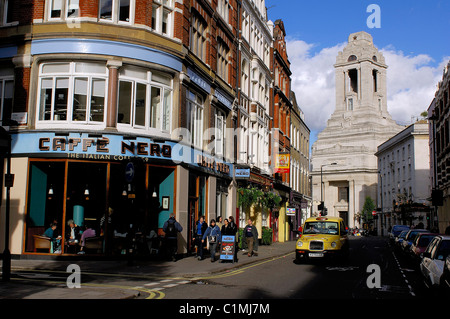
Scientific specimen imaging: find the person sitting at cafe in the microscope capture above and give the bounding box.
[66,219,82,244]
[78,223,96,254]
[44,223,62,253]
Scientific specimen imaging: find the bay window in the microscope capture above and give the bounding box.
[117,66,172,132]
[48,0,80,19]
[37,62,107,125]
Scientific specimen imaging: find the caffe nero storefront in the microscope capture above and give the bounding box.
[7,131,233,256]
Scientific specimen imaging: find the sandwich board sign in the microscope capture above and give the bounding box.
[219,235,235,263]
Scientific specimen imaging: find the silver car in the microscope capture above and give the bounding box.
[420,235,450,289]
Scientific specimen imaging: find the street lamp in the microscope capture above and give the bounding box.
[0,127,11,281]
[320,162,337,216]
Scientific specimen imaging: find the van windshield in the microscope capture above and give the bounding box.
[304,221,339,235]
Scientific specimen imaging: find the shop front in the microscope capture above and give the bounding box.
[7,131,233,256]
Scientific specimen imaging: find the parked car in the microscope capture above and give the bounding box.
[389,225,410,243]
[395,230,409,251]
[401,229,429,254]
[410,233,438,262]
[420,235,450,289]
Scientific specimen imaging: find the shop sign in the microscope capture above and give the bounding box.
[11,132,233,177]
[275,153,290,173]
[219,235,235,261]
[286,207,296,216]
[196,154,231,175]
[235,168,250,178]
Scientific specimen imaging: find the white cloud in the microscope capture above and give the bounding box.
[287,38,449,133]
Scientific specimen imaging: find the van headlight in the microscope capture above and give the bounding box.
[297,241,303,248]
[331,242,337,248]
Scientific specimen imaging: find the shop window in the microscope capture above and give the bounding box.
[25,161,65,253]
[37,62,107,126]
[117,66,172,132]
[0,67,14,125]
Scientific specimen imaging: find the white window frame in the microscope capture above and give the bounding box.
[0,72,14,125]
[187,90,204,149]
[47,0,82,21]
[217,39,229,83]
[36,62,108,129]
[214,109,226,158]
[98,0,135,25]
[117,66,173,134]
[151,0,173,37]
[190,11,207,62]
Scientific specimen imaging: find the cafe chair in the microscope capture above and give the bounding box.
[33,235,52,253]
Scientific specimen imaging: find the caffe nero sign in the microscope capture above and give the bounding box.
[11,132,233,177]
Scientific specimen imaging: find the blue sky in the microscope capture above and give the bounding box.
[265,0,450,147]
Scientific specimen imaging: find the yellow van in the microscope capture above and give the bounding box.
[295,216,349,261]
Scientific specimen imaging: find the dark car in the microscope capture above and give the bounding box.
[401,229,429,254]
[410,233,438,262]
[389,225,410,243]
[395,230,409,251]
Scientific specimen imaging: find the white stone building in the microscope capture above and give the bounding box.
[375,121,431,235]
[311,31,403,228]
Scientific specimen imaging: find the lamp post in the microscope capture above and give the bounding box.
[320,162,337,216]
[0,127,11,281]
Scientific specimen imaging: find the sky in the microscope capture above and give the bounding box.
[265,0,450,147]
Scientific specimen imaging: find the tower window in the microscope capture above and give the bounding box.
[372,55,377,62]
[348,69,358,93]
[372,69,378,92]
[348,55,357,62]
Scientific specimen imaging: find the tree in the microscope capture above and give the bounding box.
[362,196,376,222]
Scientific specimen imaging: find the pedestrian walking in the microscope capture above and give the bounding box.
[193,216,208,260]
[162,213,183,261]
[243,218,258,257]
[202,219,222,262]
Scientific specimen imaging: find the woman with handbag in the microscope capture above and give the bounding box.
[202,219,222,262]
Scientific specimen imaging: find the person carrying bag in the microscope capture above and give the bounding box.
[202,219,222,262]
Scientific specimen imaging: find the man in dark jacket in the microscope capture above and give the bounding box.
[163,213,183,261]
[243,218,258,257]
[193,216,208,260]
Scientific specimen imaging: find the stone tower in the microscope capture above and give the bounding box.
[311,31,403,227]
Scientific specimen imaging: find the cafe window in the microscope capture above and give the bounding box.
[117,66,172,132]
[37,62,107,126]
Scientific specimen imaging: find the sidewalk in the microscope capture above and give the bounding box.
[0,241,296,299]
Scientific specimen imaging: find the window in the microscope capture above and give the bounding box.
[99,0,133,23]
[215,109,226,157]
[372,69,378,92]
[152,0,173,36]
[37,62,107,125]
[347,97,353,111]
[217,38,229,83]
[117,66,172,132]
[0,0,14,25]
[190,12,207,61]
[348,69,358,93]
[187,90,204,148]
[0,68,14,125]
[48,0,80,19]
[217,0,229,23]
